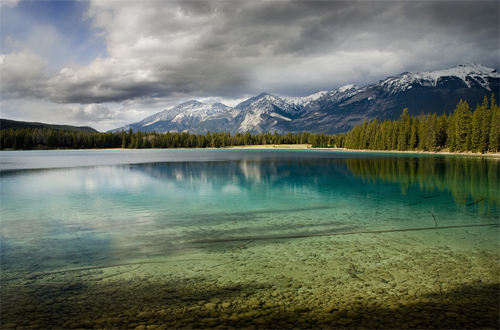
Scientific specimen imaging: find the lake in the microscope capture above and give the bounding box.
[1,149,498,329]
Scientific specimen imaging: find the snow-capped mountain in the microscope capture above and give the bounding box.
[117,101,237,133]
[112,64,499,134]
[232,93,303,134]
[375,63,498,93]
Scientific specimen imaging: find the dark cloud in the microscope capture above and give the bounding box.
[1,0,498,130]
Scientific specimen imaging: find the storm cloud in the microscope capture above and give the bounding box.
[1,0,498,131]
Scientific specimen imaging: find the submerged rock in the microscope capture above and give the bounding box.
[137,311,156,319]
[204,302,217,310]
[346,310,361,319]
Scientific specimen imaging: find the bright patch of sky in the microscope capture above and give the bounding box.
[1,0,106,74]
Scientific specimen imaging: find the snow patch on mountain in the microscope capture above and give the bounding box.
[143,118,161,126]
[318,84,362,105]
[378,63,499,93]
[270,113,292,121]
[284,90,329,106]
[338,84,357,93]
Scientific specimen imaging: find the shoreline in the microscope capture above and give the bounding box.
[227,145,500,157]
[2,145,499,157]
[340,148,500,158]
[226,144,313,149]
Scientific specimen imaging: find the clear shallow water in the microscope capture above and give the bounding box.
[1,149,499,329]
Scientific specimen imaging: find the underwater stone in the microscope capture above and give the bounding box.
[204,302,217,310]
[322,305,336,313]
[67,322,83,329]
[137,311,155,319]
[248,298,261,306]
[201,317,218,324]
[24,305,36,312]
[296,306,310,313]
[346,310,361,319]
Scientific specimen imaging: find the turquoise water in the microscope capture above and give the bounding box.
[1,149,499,329]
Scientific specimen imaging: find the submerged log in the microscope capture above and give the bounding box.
[190,223,499,244]
[466,198,485,206]
[429,211,438,226]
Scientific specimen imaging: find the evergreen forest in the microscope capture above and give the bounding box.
[0,128,341,150]
[343,95,499,153]
[1,94,498,153]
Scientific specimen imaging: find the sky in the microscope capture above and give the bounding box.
[1,0,499,132]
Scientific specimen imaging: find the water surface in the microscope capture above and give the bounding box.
[1,149,498,329]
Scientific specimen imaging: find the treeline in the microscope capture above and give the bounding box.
[1,95,498,153]
[344,95,500,153]
[0,128,343,150]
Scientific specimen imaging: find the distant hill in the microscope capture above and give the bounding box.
[0,119,98,133]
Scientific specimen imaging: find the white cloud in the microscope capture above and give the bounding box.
[0,98,130,132]
[9,23,71,74]
[0,50,48,98]
[0,0,498,131]
[0,0,20,8]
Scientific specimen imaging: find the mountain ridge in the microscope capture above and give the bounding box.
[111,63,499,134]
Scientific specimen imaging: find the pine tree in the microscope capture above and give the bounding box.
[397,108,411,150]
[479,97,491,153]
[417,112,427,150]
[377,120,390,150]
[426,114,438,151]
[451,100,472,152]
[359,120,368,149]
[366,119,379,149]
[435,112,448,150]
[489,95,500,152]
[470,96,489,152]
[121,132,128,148]
[471,104,483,152]
[409,117,419,150]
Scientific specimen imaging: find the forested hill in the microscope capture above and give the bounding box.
[343,94,500,153]
[0,119,98,133]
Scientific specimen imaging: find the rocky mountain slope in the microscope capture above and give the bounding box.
[112,64,499,134]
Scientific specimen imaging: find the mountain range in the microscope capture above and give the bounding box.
[112,63,499,135]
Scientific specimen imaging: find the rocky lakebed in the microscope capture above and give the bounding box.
[2,228,499,329]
